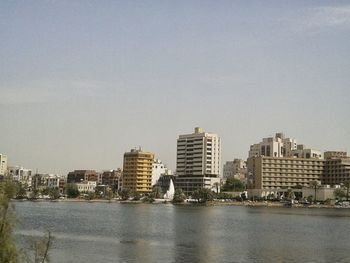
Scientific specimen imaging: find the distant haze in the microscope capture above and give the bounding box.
[1,1,349,174]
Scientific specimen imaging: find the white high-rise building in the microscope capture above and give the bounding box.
[0,154,8,176]
[175,127,221,194]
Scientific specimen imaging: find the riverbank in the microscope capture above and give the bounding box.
[12,198,350,209]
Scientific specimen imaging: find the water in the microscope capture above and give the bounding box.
[14,201,350,263]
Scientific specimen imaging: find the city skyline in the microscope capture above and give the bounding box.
[1,1,349,174]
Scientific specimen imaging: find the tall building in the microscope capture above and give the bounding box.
[0,153,8,176]
[122,148,154,193]
[175,127,221,195]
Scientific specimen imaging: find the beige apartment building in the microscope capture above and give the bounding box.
[323,151,350,185]
[122,148,154,193]
[247,151,350,197]
[175,127,221,195]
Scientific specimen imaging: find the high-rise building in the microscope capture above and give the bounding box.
[0,153,8,176]
[122,148,154,193]
[175,127,221,195]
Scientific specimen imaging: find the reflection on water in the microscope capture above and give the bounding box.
[15,202,350,263]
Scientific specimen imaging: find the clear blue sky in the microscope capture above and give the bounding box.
[1,0,349,174]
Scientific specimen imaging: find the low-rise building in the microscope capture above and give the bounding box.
[76,181,97,193]
[67,170,98,183]
[101,169,122,193]
[8,166,33,187]
[223,159,247,179]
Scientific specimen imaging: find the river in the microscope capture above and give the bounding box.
[14,201,350,263]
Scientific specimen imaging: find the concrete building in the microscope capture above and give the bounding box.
[323,151,350,185]
[247,147,350,198]
[122,148,154,193]
[67,170,98,183]
[0,153,8,176]
[76,181,97,193]
[223,159,246,179]
[8,166,33,186]
[175,127,221,195]
[101,169,122,193]
[249,133,297,158]
[247,156,324,197]
[152,159,172,186]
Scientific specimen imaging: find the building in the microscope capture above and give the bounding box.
[249,133,322,160]
[323,151,350,185]
[76,181,97,193]
[152,159,172,186]
[0,153,8,176]
[67,170,98,183]
[101,169,122,193]
[247,134,350,198]
[8,166,33,187]
[175,127,221,195]
[223,159,246,179]
[247,156,324,197]
[122,148,154,193]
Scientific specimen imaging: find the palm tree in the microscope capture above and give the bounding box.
[309,180,320,203]
[343,181,350,201]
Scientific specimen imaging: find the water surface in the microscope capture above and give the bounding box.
[15,201,350,263]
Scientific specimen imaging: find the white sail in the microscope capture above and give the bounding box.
[164,179,175,200]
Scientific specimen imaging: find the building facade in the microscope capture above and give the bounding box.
[67,170,98,183]
[175,127,221,195]
[247,156,324,197]
[0,153,8,176]
[152,159,172,187]
[8,166,33,187]
[101,169,122,193]
[223,159,246,179]
[323,151,350,185]
[122,148,154,193]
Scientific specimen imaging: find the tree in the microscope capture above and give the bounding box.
[0,180,54,263]
[343,181,350,201]
[132,192,141,201]
[222,176,245,192]
[192,188,215,203]
[16,183,27,199]
[29,189,40,200]
[118,189,131,201]
[334,189,346,200]
[0,180,18,263]
[48,188,60,200]
[172,189,186,203]
[66,184,80,198]
[151,187,162,199]
[28,231,54,263]
[309,180,320,203]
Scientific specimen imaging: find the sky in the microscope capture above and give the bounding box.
[1,0,349,174]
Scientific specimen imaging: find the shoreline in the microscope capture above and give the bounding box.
[12,198,350,209]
